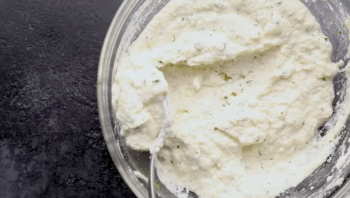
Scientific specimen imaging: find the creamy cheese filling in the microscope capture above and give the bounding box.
[112,0,350,197]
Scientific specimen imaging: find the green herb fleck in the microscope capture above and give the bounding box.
[181,110,189,113]
[220,73,232,81]
[177,145,180,149]
[281,112,283,114]
[214,127,219,131]
[254,56,257,59]
[171,160,173,164]
[325,37,328,41]
[154,182,161,189]
[181,18,185,21]
[239,74,246,79]
[159,61,163,63]
[339,31,342,35]
[322,77,327,81]
[232,92,237,97]
[224,96,228,100]
[154,80,160,83]
[224,74,232,81]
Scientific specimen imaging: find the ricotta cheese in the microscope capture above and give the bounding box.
[112,0,349,197]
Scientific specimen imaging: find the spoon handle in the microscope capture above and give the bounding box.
[149,151,158,198]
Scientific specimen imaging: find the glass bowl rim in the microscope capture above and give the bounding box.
[97,0,147,198]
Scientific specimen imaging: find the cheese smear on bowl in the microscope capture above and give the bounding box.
[112,0,350,197]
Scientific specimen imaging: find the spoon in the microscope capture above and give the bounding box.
[149,96,172,198]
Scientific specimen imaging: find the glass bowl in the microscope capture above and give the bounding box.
[98,0,350,197]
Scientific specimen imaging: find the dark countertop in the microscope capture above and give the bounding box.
[0,0,136,197]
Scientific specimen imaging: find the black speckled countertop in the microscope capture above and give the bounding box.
[0,0,136,197]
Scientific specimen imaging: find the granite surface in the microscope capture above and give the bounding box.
[3,0,350,198]
[0,0,136,197]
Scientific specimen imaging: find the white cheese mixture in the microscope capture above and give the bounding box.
[112,0,348,197]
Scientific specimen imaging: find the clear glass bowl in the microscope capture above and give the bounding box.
[98,0,350,197]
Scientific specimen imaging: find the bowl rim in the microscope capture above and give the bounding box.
[97,0,147,198]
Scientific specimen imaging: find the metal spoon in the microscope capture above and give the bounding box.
[149,96,172,198]
[149,150,158,198]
